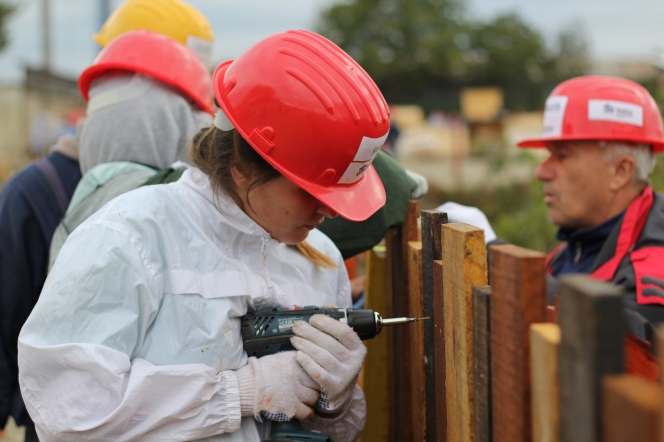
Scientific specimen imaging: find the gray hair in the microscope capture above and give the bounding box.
[599,141,656,184]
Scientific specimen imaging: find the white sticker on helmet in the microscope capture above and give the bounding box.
[541,96,568,137]
[588,99,643,127]
[338,132,389,184]
[187,35,213,67]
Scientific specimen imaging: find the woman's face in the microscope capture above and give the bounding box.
[233,168,338,244]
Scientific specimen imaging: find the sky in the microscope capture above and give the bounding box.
[0,0,663,85]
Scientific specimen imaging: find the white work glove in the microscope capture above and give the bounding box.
[406,169,429,199]
[290,315,367,414]
[235,351,320,422]
[436,201,497,243]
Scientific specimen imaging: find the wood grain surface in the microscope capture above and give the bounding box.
[443,223,487,442]
[601,375,660,442]
[557,275,624,442]
[362,247,390,441]
[421,210,447,442]
[530,323,561,442]
[472,286,492,442]
[489,244,546,442]
[408,241,425,441]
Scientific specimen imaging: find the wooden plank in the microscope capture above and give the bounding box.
[472,286,492,442]
[557,275,624,442]
[384,228,404,442]
[421,210,447,442]
[530,323,561,442]
[408,241,425,441]
[362,246,390,441]
[489,244,547,442]
[433,260,447,442]
[601,375,660,442]
[443,223,488,442]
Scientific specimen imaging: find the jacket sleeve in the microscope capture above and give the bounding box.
[18,223,243,441]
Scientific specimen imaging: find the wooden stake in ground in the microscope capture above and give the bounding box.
[433,259,446,442]
[421,210,447,442]
[362,246,390,441]
[489,244,546,442]
[472,286,492,442]
[601,375,660,442]
[408,240,426,442]
[530,323,561,442]
[386,201,419,442]
[443,223,487,442]
[557,275,624,442]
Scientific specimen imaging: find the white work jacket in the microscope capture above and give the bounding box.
[18,168,365,441]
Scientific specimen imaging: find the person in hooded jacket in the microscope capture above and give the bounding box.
[18,30,387,441]
[0,2,215,439]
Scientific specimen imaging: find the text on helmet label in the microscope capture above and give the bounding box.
[338,131,389,184]
[541,96,569,137]
[588,100,643,127]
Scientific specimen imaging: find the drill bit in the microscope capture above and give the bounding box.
[382,317,430,326]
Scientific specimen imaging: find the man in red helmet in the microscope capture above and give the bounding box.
[523,75,664,338]
[443,76,664,339]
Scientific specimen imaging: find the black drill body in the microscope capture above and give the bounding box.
[242,306,382,358]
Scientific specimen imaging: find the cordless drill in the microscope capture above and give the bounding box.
[241,306,427,442]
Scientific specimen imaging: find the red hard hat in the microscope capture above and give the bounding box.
[518,75,664,152]
[213,30,390,222]
[79,30,213,114]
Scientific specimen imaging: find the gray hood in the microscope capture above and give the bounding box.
[79,73,212,175]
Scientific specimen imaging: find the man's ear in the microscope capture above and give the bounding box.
[609,156,636,191]
[230,165,252,190]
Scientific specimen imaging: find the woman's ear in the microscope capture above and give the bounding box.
[230,165,252,190]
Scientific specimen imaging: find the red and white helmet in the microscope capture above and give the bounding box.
[518,75,664,152]
[79,30,214,114]
[212,30,390,222]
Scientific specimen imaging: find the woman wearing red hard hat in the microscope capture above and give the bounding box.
[18,30,388,441]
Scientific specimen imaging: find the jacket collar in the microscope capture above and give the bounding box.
[179,167,273,239]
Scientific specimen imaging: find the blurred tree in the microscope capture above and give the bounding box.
[0,1,14,52]
[317,0,467,105]
[317,1,589,110]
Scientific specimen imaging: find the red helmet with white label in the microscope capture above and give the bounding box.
[212,30,390,221]
[518,75,664,152]
[79,30,214,114]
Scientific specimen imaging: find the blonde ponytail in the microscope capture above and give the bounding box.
[294,241,337,268]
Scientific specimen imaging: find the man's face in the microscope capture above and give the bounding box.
[535,141,617,230]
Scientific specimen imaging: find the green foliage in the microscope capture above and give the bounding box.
[317,0,589,110]
[0,1,15,52]
[428,178,559,253]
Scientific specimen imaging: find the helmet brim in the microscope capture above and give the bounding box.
[283,163,386,222]
[518,135,664,153]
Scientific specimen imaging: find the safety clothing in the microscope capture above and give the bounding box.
[545,186,664,341]
[94,0,214,66]
[18,168,365,441]
[436,202,497,243]
[235,352,320,422]
[292,314,367,413]
[518,75,664,152]
[79,30,214,115]
[213,30,389,222]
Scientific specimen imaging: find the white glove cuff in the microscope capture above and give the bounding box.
[235,363,256,417]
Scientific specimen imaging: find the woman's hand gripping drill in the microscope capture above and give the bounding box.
[290,314,367,414]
